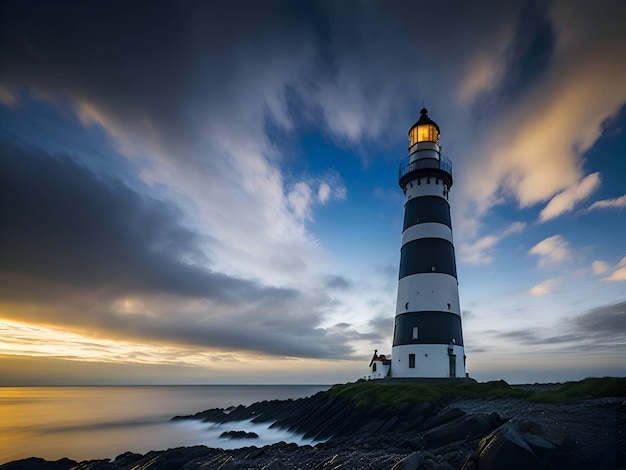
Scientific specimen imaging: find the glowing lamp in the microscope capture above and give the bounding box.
[409,107,440,146]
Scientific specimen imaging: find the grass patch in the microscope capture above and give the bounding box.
[325,379,530,407]
[325,377,625,408]
[529,377,626,403]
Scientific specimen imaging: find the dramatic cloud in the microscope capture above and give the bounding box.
[0,0,625,384]
[458,0,626,233]
[528,235,571,268]
[0,139,366,359]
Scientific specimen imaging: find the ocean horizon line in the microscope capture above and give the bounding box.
[0,383,334,387]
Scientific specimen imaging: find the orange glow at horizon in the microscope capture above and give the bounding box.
[0,319,274,368]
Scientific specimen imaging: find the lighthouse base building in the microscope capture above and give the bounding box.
[369,109,467,380]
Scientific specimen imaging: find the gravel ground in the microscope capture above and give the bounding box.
[449,397,625,469]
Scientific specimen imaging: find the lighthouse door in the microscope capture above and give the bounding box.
[449,355,456,378]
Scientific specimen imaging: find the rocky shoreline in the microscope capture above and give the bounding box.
[2,390,624,469]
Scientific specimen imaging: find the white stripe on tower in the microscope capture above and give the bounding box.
[391,108,467,379]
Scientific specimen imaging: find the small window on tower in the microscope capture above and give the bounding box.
[409,354,416,368]
[412,326,418,339]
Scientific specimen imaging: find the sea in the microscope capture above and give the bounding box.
[0,385,330,464]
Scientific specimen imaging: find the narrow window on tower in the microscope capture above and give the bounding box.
[409,354,416,368]
[412,326,418,339]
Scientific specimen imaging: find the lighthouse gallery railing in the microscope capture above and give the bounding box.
[399,156,453,180]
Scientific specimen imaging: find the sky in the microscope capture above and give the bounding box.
[0,0,625,385]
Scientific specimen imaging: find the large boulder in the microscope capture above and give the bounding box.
[421,412,503,448]
[390,452,426,470]
[462,419,567,470]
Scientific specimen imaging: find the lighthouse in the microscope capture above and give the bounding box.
[390,108,466,378]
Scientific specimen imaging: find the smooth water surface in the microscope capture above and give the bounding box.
[0,385,329,464]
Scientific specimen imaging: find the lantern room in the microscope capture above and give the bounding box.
[408,107,440,146]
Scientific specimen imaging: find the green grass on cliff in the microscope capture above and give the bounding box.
[324,377,626,408]
[325,379,530,408]
[529,377,626,403]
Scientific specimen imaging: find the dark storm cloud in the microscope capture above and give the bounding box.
[501,1,556,98]
[471,0,556,116]
[0,0,325,165]
[1,136,234,299]
[0,0,518,153]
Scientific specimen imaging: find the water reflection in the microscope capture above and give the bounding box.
[0,385,328,463]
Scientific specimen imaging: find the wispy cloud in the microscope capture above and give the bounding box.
[604,256,626,282]
[539,172,600,221]
[492,300,626,348]
[459,221,526,265]
[528,234,571,268]
[585,193,626,212]
[529,277,563,296]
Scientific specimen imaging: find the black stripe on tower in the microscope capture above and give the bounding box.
[403,196,451,231]
[392,311,464,346]
[399,238,457,279]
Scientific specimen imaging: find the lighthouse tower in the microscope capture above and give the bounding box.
[391,108,466,378]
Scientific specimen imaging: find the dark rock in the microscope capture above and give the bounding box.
[219,430,259,439]
[73,460,115,470]
[112,452,144,467]
[420,406,465,430]
[390,451,425,470]
[0,458,77,470]
[422,412,503,448]
[476,422,544,470]
[460,451,479,470]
